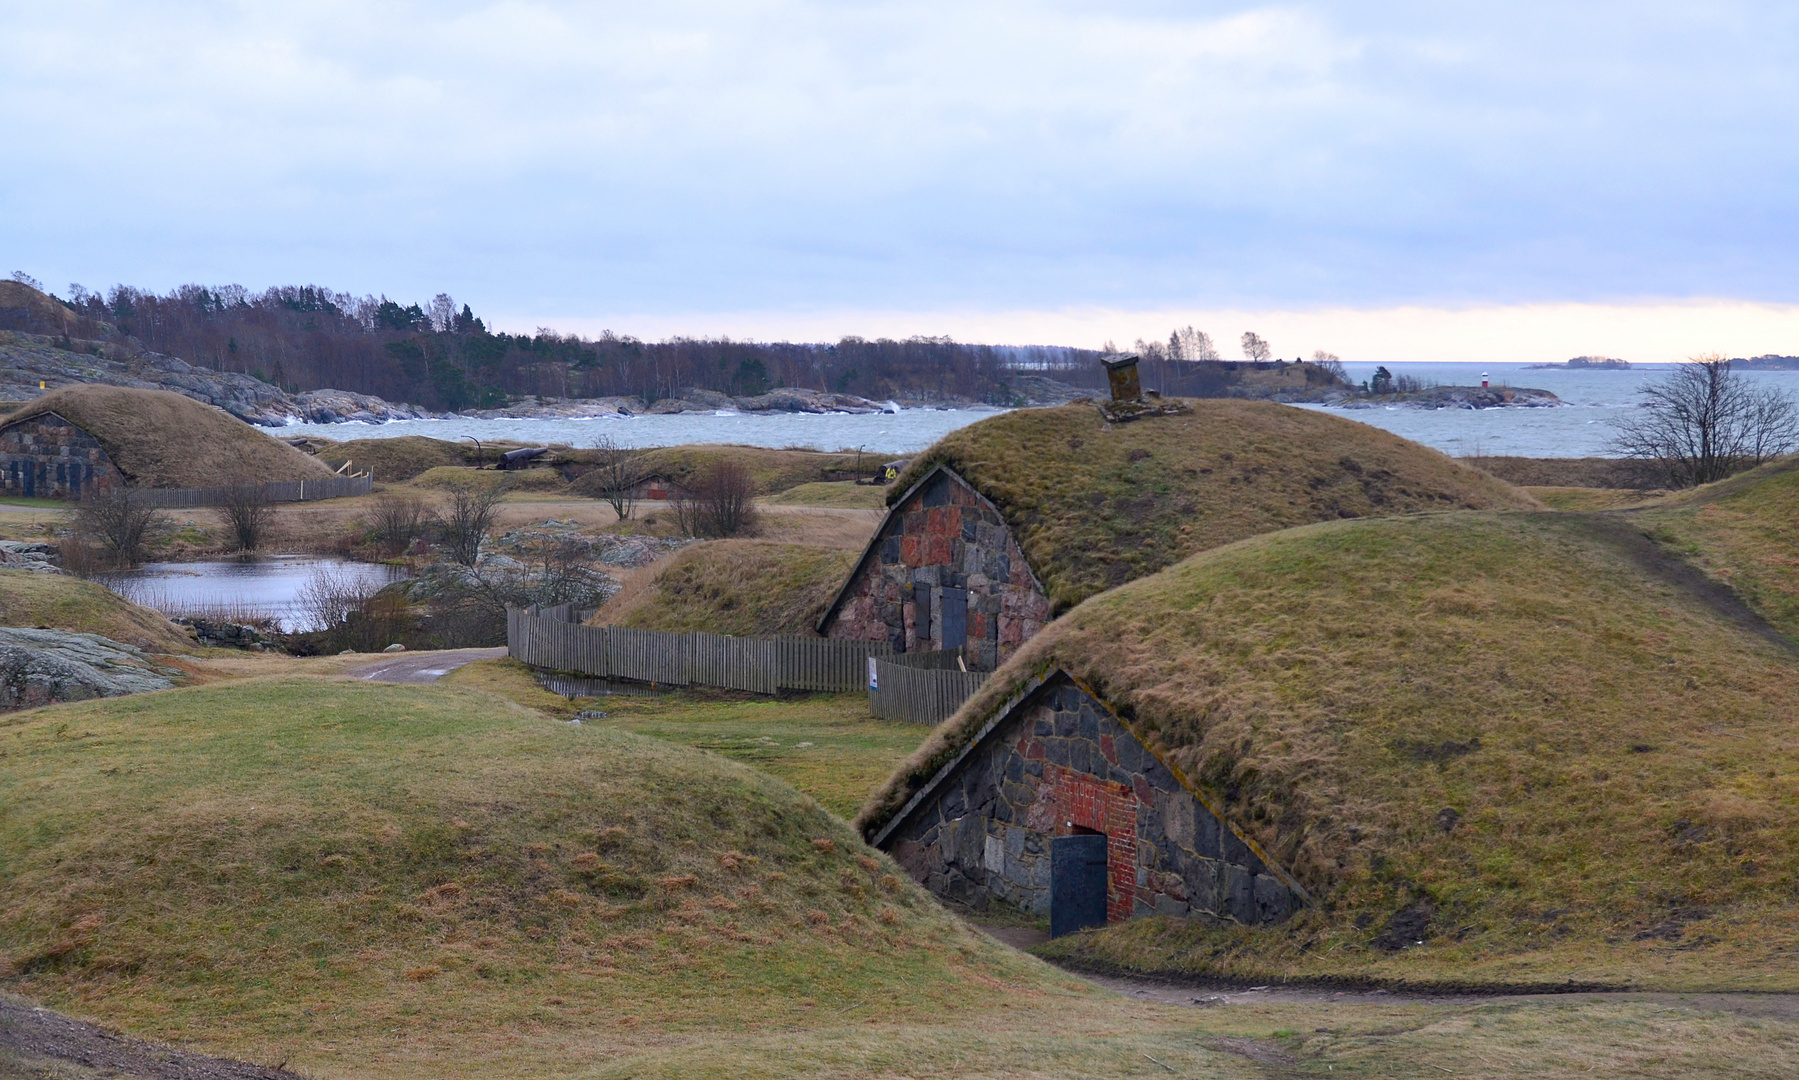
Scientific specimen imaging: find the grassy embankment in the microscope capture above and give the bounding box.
[764,482,888,509]
[887,400,1536,612]
[0,569,192,652]
[862,509,1799,991]
[7,676,1799,1078]
[590,541,858,638]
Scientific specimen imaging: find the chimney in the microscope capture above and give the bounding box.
[1101,353,1142,403]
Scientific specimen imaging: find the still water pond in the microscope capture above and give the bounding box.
[101,556,408,632]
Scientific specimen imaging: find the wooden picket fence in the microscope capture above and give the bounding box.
[868,649,991,726]
[507,608,891,694]
[134,475,373,508]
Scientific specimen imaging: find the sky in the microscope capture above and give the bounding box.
[3,1,1798,361]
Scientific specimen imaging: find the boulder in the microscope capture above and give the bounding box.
[0,627,178,712]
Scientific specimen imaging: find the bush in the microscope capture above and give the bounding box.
[68,489,167,570]
[218,484,276,552]
[440,482,506,566]
[367,493,429,554]
[673,461,759,538]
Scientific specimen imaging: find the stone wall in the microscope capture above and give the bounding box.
[0,413,122,500]
[823,467,1051,671]
[883,674,1300,926]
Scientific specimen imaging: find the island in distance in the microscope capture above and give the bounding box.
[1525,355,1632,369]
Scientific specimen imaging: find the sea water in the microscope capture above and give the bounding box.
[274,364,1799,459]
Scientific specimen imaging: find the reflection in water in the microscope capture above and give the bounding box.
[100,555,408,632]
[534,671,670,698]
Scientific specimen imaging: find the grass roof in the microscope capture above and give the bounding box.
[884,400,1536,612]
[5,385,335,489]
[859,509,1799,990]
[0,677,1076,1074]
[0,569,192,652]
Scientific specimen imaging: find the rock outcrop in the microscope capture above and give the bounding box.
[0,627,179,711]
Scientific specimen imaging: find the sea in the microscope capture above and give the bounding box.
[276,362,1799,460]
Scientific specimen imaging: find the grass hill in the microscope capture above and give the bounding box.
[860,510,1799,990]
[886,400,1537,612]
[0,570,192,652]
[596,541,858,636]
[0,678,1079,1077]
[314,435,469,482]
[572,445,887,500]
[1631,455,1799,640]
[6,385,335,489]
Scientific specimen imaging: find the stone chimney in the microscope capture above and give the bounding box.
[1101,353,1142,403]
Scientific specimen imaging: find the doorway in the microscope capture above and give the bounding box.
[1049,832,1108,937]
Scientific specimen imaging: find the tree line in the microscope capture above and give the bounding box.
[24,278,1031,410]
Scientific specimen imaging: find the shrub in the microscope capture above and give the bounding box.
[68,489,167,569]
[439,482,506,566]
[673,461,758,538]
[217,484,276,552]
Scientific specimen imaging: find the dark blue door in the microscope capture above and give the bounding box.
[1050,833,1109,937]
[940,587,967,649]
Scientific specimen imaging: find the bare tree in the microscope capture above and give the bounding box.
[588,434,645,521]
[70,488,166,568]
[673,461,758,538]
[1611,355,1799,487]
[1172,326,1220,363]
[1241,332,1271,364]
[367,493,428,553]
[218,484,276,552]
[440,481,506,566]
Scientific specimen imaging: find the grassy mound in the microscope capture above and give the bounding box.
[887,400,1536,611]
[315,436,468,482]
[5,386,335,489]
[765,482,888,509]
[412,466,570,492]
[0,678,1068,1075]
[0,570,192,652]
[601,541,858,637]
[861,510,1799,990]
[1632,456,1799,641]
[574,445,887,499]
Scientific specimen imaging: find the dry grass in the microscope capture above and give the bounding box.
[0,569,193,652]
[594,541,858,637]
[861,510,1799,990]
[764,482,888,509]
[1525,486,1664,511]
[887,400,1537,612]
[313,436,469,482]
[1465,455,1674,489]
[4,385,336,489]
[1631,456,1799,640]
[583,445,890,499]
[412,466,570,492]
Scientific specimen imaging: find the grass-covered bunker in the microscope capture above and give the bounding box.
[0,384,335,497]
[858,507,1799,985]
[818,400,1532,670]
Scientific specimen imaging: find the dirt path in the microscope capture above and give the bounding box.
[347,646,507,684]
[0,996,302,1080]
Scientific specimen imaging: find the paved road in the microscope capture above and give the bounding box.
[348,647,508,684]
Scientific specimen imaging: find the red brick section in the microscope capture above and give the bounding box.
[1021,739,1140,923]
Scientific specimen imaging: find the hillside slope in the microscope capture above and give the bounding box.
[886,400,1537,611]
[862,510,1799,989]
[0,570,193,652]
[594,541,858,637]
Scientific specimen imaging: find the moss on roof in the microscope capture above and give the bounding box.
[5,385,335,489]
[884,400,1537,612]
[859,510,1799,989]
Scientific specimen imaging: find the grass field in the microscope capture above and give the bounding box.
[590,540,859,638]
[764,481,889,509]
[0,568,193,652]
[444,659,923,816]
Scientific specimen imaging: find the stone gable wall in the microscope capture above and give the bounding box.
[884,676,1300,926]
[0,414,122,500]
[824,469,1051,671]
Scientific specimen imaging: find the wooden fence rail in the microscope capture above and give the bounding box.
[868,649,990,725]
[507,608,891,694]
[133,476,373,508]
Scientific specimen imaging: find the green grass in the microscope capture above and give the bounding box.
[445,660,926,817]
[864,509,1799,991]
[1633,456,1799,640]
[1525,485,1662,511]
[0,568,192,652]
[887,399,1536,612]
[601,540,859,637]
[764,482,888,509]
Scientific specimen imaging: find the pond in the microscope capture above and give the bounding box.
[100,555,409,632]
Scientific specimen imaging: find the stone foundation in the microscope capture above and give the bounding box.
[883,674,1301,926]
[0,413,123,500]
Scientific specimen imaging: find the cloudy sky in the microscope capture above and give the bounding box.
[3,1,1797,359]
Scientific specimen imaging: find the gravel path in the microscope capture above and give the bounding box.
[347,646,508,684]
[0,997,303,1080]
